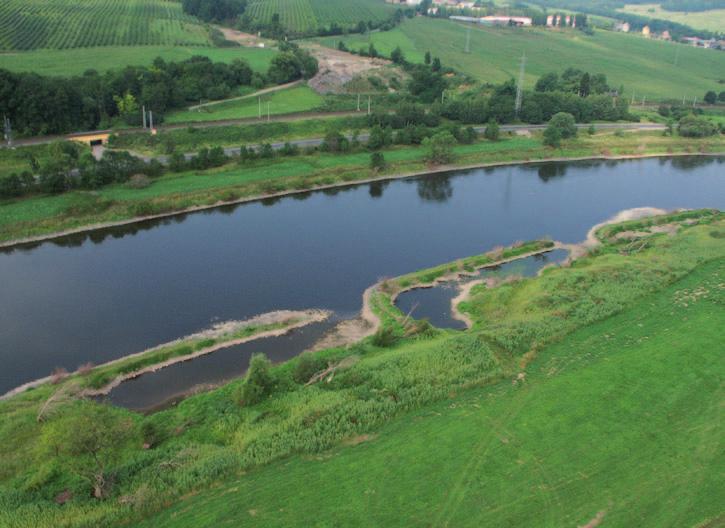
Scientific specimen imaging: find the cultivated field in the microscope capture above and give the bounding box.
[0,0,211,50]
[0,45,277,76]
[618,3,725,33]
[245,0,396,34]
[318,17,725,101]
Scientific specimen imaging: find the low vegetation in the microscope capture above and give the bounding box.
[0,210,721,526]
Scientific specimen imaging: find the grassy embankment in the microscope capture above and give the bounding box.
[1,131,723,246]
[317,17,724,100]
[0,210,722,527]
[164,85,325,124]
[108,115,368,156]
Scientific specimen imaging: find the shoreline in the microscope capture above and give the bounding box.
[2,151,722,250]
[0,309,330,401]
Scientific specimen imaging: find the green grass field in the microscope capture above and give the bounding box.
[318,17,725,101]
[0,0,210,50]
[246,0,396,34]
[618,3,725,33]
[0,45,277,76]
[166,85,325,123]
[139,256,725,527]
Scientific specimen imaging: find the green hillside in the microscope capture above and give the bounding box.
[246,0,396,34]
[0,0,211,50]
[319,17,725,100]
[0,45,276,76]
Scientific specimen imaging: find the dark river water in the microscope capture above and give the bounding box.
[1,156,723,406]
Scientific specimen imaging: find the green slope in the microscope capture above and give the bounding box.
[318,17,725,101]
[140,256,725,527]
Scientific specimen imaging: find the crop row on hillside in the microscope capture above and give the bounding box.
[0,0,211,50]
[245,0,395,33]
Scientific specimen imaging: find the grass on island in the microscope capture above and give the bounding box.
[165,86,325,124]
[0,46,278,77]
[1,211,722,528]
[317,17,724,101]
[0,0,211,51]
[618,3,725,33]
[1,131,723,245]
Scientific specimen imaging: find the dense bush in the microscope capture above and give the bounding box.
[678,114,718,138]
[422,131,456,164]
[544,112,577,147]
[238,353,274,406]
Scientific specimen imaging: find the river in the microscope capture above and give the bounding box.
[1,156,722,407]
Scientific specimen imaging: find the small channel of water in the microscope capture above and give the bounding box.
[395,249,570,330]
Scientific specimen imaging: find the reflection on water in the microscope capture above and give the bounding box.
[1,157,723,398]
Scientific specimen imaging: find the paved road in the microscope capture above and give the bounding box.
[146,122,667,164]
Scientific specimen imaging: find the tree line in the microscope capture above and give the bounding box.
[0,48,317,136]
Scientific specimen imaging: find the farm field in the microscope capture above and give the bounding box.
[618,3,725,33]
[138,256,725,527]
[245,0,396,34]
[0,0,210,50]
[166,85,325,124]
[318,17,725,101]
[0,45,277,76]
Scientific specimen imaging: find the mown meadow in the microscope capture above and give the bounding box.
[0,210,722,527]
[318,17,725,101]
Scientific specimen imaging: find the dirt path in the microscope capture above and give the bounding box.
[187,80,303,111]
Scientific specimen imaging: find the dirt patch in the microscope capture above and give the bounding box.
[342,433,377,446]
[304,43,399,94]
[614,223,679,240]
[579,509,606,528]
[216,26,268,47]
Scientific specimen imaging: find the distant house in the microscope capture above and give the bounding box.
[615,21,630,32]
[481,16,532,26]
[642,25,651,37]
[546,15,554,26]
[660,30,671,41]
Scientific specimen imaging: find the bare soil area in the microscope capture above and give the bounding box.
[304,43,398,94]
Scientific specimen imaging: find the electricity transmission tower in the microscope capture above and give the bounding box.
[515,52,526,118]
[464,26,471,53]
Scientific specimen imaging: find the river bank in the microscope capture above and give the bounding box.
[1,133,723,249]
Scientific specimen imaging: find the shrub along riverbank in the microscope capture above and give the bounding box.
[0,209,722,526]
[1,131,723,247]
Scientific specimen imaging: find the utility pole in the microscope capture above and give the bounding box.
[357,93,360,112]
[3,115,11,147]
[142,105,147,129]
[367,96,371,115]
[692,96,697,107]
[258,96,262,119]
[631,91,636,105]
[683,95,686,105]
[464,26,471,54]
[267,102,270,122]
[514,52,525,118]
[642,95,646,105]
[149,111,154,131]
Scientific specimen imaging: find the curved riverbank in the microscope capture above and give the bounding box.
[1,151,722,250]
[1,309,330,401]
